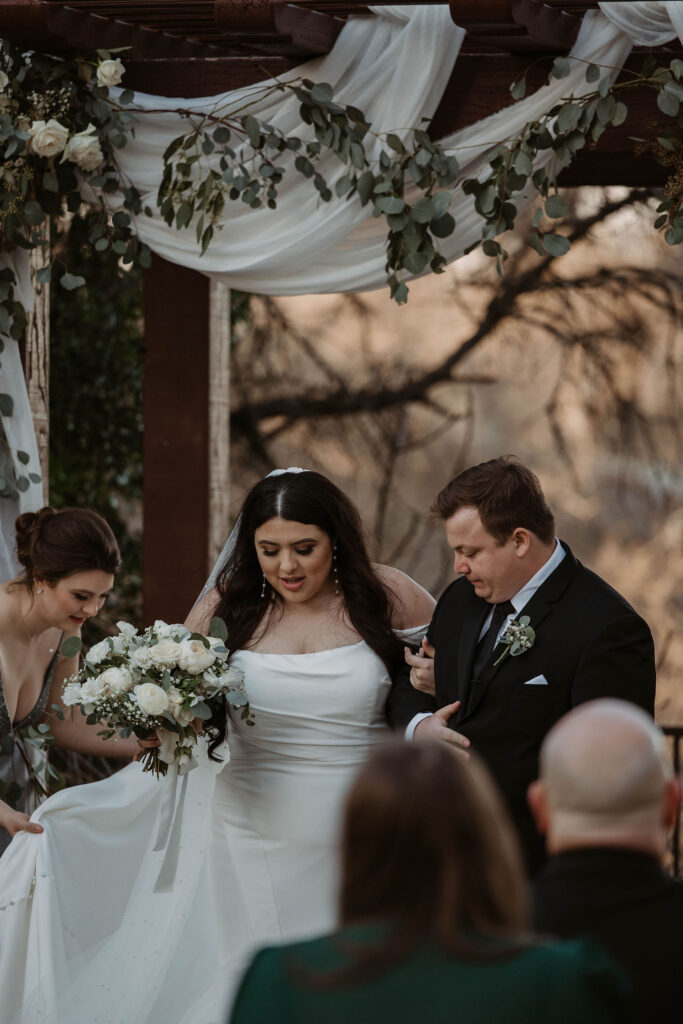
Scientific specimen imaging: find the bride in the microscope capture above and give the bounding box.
[0,469,434,1024]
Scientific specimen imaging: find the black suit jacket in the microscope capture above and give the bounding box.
[533,848,683,1021]
[386,543,655,870]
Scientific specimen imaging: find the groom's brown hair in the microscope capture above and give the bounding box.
[431,456,555,545]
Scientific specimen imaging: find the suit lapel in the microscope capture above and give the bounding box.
[461,542,579,719]
[451,601,489,723]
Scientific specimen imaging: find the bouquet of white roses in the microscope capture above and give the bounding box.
[61,617,251,777]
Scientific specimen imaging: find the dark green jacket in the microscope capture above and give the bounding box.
[229,925,627,1024]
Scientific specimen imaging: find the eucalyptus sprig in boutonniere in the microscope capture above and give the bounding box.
[493,616,536,666]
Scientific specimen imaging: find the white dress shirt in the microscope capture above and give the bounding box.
[406,539,565,739]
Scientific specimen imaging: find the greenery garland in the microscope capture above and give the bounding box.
[1,40,683,500]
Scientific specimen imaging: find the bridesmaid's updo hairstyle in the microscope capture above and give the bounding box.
[213,469,402,670]
[15,506,121,589]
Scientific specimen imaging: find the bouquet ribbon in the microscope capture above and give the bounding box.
[152,764,190,893]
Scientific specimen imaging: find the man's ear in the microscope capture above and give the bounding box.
[527,779,549,835]
[511,528,531,558]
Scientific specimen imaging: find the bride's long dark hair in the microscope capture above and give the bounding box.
[206,471,403,753]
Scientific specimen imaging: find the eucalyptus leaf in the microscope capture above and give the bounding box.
[60,273,86,292]
[545,194,568,218]
[61,636,83,657]
[542,233,571,258]
[210,617,229,641]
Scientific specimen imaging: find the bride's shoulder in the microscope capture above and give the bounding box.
[374,565,435,629]
[184,587,220,633]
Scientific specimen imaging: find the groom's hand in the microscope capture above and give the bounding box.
[414,701,470,756]
[404,637,436,696]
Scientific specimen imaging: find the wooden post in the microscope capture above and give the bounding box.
[24,224,50,501]
[208,280,231,574]
[142,259,232,624]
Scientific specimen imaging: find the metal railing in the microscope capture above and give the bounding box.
[663,726,682,877]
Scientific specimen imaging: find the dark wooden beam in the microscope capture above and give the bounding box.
[143,255,211,624]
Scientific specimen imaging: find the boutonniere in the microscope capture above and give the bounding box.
[493,615,536,666]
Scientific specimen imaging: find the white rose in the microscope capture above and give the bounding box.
[134,683,169,717]
[62,681,83,707]
[98,666,133,695]
[85,638,111,666]
[177,639,216,675]
[62,123,103,172]
[80,676,106,703]
[131,646,155,671]
[0,70,9,93]
[97,58,124,88]
[167,686,195,727]
[29,118,69,158]
[116,621,138,640]
[148,640,183,668]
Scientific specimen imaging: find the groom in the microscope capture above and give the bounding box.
[387,457,656,872]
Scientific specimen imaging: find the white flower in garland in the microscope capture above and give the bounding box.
[62,123,103,172]
[29,118,68,158]
[96,58,124,88]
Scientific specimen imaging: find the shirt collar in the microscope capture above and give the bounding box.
[510,539,565,614]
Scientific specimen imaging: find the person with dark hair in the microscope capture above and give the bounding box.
[0,507,136,852]
[387,456,655,873]
[182,468,434,939]
[229,741,626,1024]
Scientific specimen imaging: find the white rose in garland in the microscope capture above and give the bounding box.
[62,123,103,172]
[135,683,169,717]
[148,639,183,668]
[177,639,216,675]
[98,666,133,695]
[29,118,69,158]
[96,58,124,88]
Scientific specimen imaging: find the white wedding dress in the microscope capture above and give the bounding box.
[0,628,424,1024]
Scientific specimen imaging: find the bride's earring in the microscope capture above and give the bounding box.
[261,574,267,599]
[333,547,340,596]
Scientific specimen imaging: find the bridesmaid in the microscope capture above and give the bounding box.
[0,506,138,851]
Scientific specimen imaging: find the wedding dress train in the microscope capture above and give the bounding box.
[0,629,424,1024]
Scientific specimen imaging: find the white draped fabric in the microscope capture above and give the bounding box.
[0,250,45,581]
[2,3,682,568]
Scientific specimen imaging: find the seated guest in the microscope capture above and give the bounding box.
[529,698,683,1021]
[230,741,626,1024]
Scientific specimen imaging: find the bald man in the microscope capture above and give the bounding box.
[529,699,683,1021]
